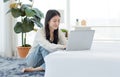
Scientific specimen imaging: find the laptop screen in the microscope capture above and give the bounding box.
[66,30,95,51]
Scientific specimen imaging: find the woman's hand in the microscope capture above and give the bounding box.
[63,45,66,50]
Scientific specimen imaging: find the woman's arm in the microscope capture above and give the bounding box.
[33,28,66,52]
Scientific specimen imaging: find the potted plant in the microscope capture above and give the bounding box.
[3,0,44,58]
[61,29,68,37]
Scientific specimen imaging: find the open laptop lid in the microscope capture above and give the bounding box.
[66,30,95,51]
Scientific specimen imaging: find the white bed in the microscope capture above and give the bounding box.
[44,42,120,77]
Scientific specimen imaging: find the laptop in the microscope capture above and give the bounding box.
[66,30,95,51]
[75,26,91,30]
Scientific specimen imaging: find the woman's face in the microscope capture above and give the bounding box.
[49,15,60,30]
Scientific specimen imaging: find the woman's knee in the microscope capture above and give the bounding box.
[38,45,50,57]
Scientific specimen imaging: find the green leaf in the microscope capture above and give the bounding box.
[32,15,41,23]
[25,7,35,17]
[6,9,11,14]
[36,22,43,28]
[22,17,34,32]
[3,0,10,3]
[11,8,21,18]
[14,22,23,33]
[61,29,68,33]
[14,18,34,33]
[32,8,44,19]
[22,44,31,47]
[21,4,32,11]
[34,21,43,27]
[20,9,25,16]
[31,18,43,27]
[29,0,33,2]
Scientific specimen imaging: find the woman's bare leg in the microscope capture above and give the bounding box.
[22,67,44,72]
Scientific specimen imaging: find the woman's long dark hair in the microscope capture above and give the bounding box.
[45,10,61,44]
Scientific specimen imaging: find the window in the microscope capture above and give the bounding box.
[70,0,120,26]
[70,0,120,41]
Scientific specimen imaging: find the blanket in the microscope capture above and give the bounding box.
[0,56,44,77]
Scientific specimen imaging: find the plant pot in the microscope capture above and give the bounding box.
[17,46,31,58]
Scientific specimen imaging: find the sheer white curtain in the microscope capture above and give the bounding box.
[0,1,4,56]
[0,1,17,57]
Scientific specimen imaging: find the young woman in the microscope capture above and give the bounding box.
[22,9,67,72]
